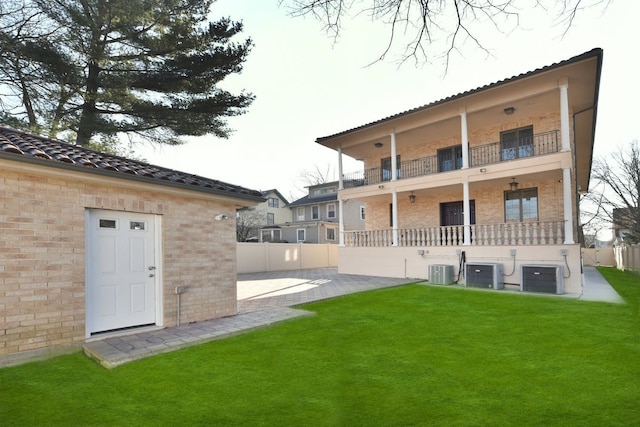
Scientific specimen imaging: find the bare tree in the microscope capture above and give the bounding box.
[290,163,336,200]
[281,0,610,68]
[236,208,264,242]
[590,140,640,244]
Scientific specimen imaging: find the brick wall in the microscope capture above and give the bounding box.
[1,165,238,362]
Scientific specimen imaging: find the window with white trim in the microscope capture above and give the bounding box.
[261,229,281,242]
[297,229,306,242]
[297,207,305,221]
[267,213,274,225]
[268,198,279,208]
[312,205,319,220]
[327,203,336,219]
[326,227,336,241]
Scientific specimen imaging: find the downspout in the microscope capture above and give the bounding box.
[573,106,595,247]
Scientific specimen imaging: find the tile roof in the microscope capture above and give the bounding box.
[0,126,264,201]
[316,48,603,142]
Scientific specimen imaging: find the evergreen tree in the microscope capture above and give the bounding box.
[0,0,253,146]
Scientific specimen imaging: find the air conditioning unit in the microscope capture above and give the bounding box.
[521,265,564,294]
[465,263,504,289]
[429,264,454,285]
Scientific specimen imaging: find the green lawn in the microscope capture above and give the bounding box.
[2,268,639,426]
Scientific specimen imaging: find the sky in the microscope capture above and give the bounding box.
[138,0,639,202]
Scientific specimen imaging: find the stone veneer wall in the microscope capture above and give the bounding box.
[0,166,237,362]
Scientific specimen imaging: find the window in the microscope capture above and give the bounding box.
[267,213,274,225]
[360,206,365,220]
[438,145,463,172]
[505,188,538,222]
[297,229,306,242]
[501,126,534,160]
[326,227,336,241]
[99,219,117,229]
[381,155,401,181]
[261,229,281,242]
[297,207,305,221]
[312,205,319,220]
[313,187,337,196]
[268,198,279,208]
[129,221,146,231]
[327,204,336,219]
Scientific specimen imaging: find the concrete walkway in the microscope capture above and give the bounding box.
[580,266,625,303]
[83,267,624,368]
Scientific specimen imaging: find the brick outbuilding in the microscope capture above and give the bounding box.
[0,127,264,366]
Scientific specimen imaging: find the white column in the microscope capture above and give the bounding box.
[463,181,471,245]
[392,191,399,246]
[338,146,345,245]
[390,132,398,181]
[559,82,570,152]
[562,168,575,244]
[460,109,469,169]
[338,146,344,190]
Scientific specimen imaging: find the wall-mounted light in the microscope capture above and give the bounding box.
[214,214,229,221]
[409,192,416,204]
[504,106,515,115]
[374,142,383,148]
[480,168,487,173]
[509,178,519,192]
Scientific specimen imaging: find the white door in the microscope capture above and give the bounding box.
[87,210,157,335]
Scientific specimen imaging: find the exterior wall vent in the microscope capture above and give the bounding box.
[521,265,564,294]
[465,263,504,289]
[429,264,454,285]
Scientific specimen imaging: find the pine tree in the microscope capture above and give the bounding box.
[0,0,253,146]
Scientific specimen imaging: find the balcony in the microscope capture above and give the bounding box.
[343,221,565,247]
[342,130,559,189]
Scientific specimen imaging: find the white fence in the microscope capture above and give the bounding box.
[237,243,338,273]
[614,245,640,273]
[581,248,615,266]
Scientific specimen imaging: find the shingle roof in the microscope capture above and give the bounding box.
[316,48,603,142]
[287,193,337,207]
[0,126,264,201]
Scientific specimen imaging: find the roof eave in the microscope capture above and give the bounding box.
[0,151,266,203]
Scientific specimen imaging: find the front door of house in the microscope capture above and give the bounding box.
[86,210,157,335]
[440,201,476,226]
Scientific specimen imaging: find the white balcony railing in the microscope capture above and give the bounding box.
[343,221,565,247]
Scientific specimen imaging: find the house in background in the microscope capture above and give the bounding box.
[260,181,365,244]
[316,48,603,295]
[236,189,290,242]
[612,207,638,244]
[0,126,264,366]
